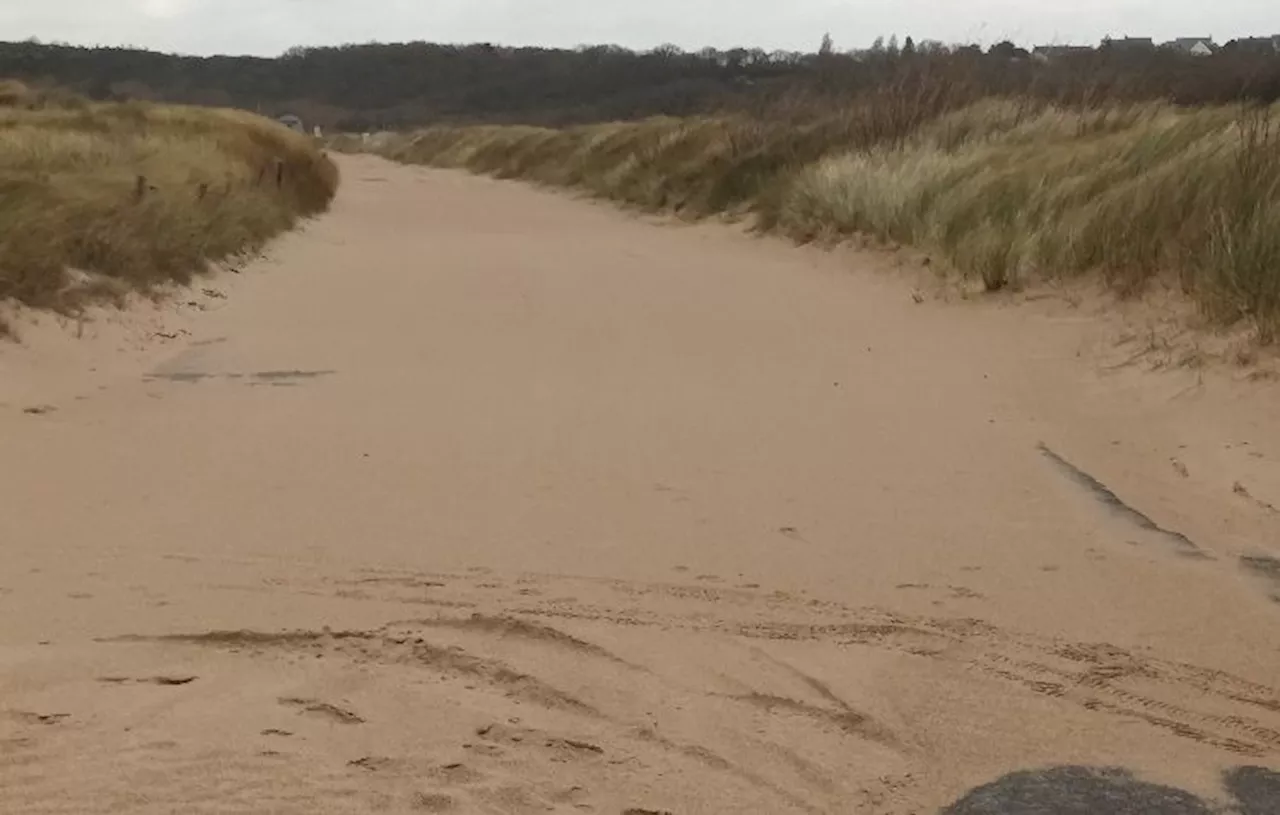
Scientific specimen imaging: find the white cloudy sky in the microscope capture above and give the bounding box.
[2,1,1276,56]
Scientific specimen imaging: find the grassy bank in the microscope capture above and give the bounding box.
[345,99,1280,342]
[1,80,339,334]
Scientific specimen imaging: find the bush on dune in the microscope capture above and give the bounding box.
[0,80,339,333]
[781,102,1280,338]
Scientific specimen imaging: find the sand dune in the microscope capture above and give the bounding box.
[2,155,1279,814]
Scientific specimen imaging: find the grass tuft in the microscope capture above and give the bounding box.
[1,83,339,324]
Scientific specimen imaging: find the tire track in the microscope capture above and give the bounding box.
[125,564,1280,767]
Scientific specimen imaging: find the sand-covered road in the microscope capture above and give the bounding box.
[3,155,1280,814]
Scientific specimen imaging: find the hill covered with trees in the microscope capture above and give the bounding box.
[2,37,1280,131]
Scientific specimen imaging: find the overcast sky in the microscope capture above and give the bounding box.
[2,1,1276,57]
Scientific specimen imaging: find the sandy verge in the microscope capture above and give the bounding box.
[2,155,1278,814]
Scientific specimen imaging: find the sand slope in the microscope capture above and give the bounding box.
[2,155,1279,814]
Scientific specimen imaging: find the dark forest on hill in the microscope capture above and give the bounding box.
[2,38,1279,130]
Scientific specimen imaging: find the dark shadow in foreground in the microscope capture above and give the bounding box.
[1224,766,1280,815]
[941,765,1280,814]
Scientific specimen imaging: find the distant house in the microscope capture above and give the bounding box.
[1165,37,1217,56]
[1032,45,1094,62]
[277,113,305,133]
[1103,36,1156,52]
[1228,35,1280,54]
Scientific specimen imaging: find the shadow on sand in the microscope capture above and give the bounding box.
[942,765,1280,814]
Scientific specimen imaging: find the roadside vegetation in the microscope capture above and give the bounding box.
[340,65,1280,341]
[0,79,339,336]
[6,34,1279,337]
[782,102,1280,337]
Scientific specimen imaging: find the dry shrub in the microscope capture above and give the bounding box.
[0,88,339,319]
[0,78,31,107]
[782,102,1280,332]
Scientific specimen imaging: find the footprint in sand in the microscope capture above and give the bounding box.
[475,722,532,745]
[552,785,593,804]
[10,711,71,726]
[348,756,402,772]
[427,761,485,786]
[278,697,364,724]
[98,676,197,687]
[411,792,459,813]
[463,742,505,757]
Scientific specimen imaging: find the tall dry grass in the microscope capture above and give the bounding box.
[0,80,339,334]
[781,101,1280,339]
[345,96,1280,341]
[352,86,964,219]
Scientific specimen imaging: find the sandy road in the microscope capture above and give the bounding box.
[2,154,1280,813]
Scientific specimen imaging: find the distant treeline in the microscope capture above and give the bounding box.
[2,38,1279,130]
